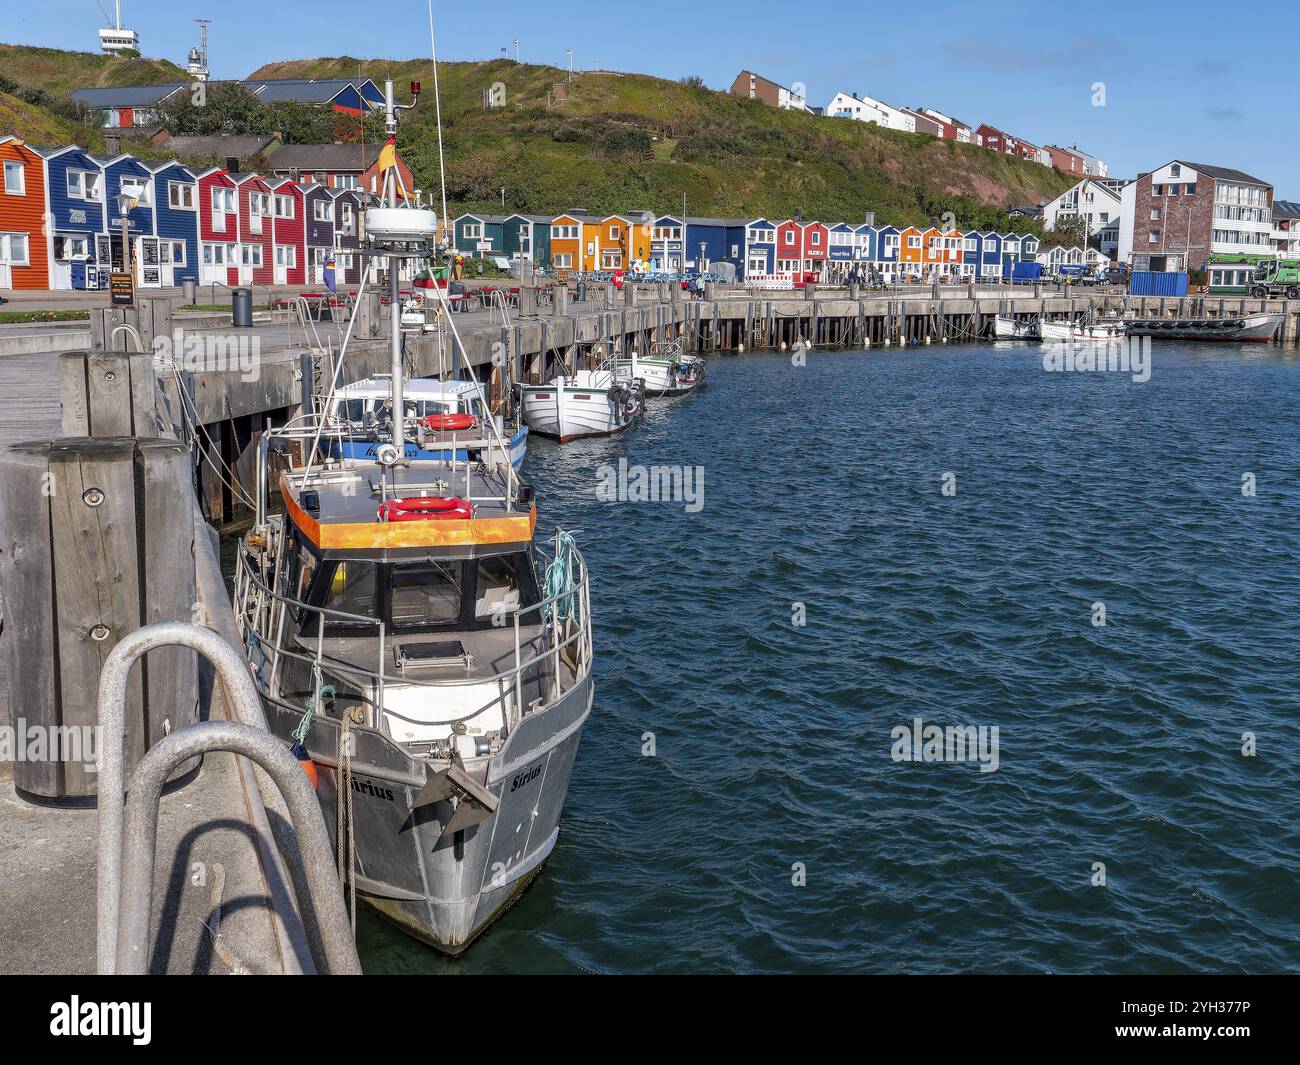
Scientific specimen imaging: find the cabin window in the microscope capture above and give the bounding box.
[553,253,573,268]
[321,561,380,624]
[0,233,29,265]
[391,561,463,629]
[53,235,89,259]
[464,223,482,239]
[3,161,24,196]
[168,182,195,209]
[160,240,186,265]
[474,555,525,621]
[313,200,331,222]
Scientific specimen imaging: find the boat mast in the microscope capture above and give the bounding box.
[378,80,407,455]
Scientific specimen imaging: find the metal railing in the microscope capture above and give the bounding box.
[95,621,360,975]
[234,531,592,744]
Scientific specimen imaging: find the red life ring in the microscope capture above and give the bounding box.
[377,496,473,522]
[421,412,477,431]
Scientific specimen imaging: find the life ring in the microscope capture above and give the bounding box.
[377,496,473,522]
[422,413,477,431]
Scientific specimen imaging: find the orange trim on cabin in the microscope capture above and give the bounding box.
[281,473,537,550]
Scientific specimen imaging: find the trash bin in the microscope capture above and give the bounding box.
[232,287,253,328]
[182,278,197,305]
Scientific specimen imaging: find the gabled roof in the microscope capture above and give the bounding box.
[70,84,188,109]
[162,134,281,160]
[244,77,380,105]
[684,216,748,227]
[455,213,509,224]
[143,159,195,177]
[267,143,383,174]
[1272,199,1300,220]
[1178,161,1271,187]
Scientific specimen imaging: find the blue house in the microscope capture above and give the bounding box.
[651,215,686,272]
[826,222,856,282]
[874,225,901,280]
[36,146,106,290]
[743,218,778,278]
[94,153,160,285]
[685,217,747,278]
[146,160,200,287]
[978,232,1003,278]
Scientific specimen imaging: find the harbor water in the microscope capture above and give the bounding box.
[358,341,1300,973]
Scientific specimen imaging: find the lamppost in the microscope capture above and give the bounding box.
[116,190,135,282]
[566,49,573,81]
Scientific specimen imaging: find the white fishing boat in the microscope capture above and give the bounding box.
[325,376,528,469]
[993,315,1038,340]
[520,368,644,443]
[1038,318,1127,342]
[614,340,705,397]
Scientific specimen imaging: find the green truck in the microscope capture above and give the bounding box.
[1206,253,1300,297]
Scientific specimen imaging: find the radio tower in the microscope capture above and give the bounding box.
[188,19,211,81]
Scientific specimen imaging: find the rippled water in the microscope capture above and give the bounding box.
[360,341,1300,974]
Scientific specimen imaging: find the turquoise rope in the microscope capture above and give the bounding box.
[291,678,336,745]
[544,529,579,624]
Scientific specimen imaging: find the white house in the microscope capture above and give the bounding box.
[1043,177,1123,237]
[825,92,915,132]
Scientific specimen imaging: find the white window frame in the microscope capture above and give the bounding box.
[552,252,574,269]
[168,181,195,209]
[0,231,31,266]
[4,161,24,196]
[313,200,331,222]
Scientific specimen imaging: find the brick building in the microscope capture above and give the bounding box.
[729,70,810,111]
[1120,160,1273,271]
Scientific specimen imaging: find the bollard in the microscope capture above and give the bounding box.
[519,285,538,317]
[554,283,569,316]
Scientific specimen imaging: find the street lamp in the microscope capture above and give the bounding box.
[566,49,573,81]
[116,190,135,280]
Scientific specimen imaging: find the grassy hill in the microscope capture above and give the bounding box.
[249,57,1074,233]
[0,89,102,147]
[0,44,186,98]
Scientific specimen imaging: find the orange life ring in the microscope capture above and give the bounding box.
[377,496,473,522]
[422,413,477,431]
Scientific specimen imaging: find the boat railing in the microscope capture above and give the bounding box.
[234,538,592,741]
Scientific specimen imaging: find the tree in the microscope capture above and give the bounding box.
[1047,213,1088,247]
[680,75,706,90]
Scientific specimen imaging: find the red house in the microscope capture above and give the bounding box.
[774,220,804,276]
[976,124,1017,155]
[268,177,306,286]
[231,173,275,286]
[801,222,828,278]
[195,168,240,286]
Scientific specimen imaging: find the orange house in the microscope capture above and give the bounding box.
[0,137,50,290]
[898,225,924,276]
[940,228,963,272]
[548,212,597,274]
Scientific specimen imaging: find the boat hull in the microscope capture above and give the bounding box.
[263,676,593,955]
[521,384,641,442]
[1124,313,1282,342]
[1038,320,1126,342]
[334,425,528,469]
[992,316,1037,340]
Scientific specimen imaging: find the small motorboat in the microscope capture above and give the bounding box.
[992,315,1037,340]
[1038,318,1127,342]
[520,368,644,442]
[615,340,705,397]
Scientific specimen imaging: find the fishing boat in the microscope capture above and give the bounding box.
[519,368,644,442]
[992,315,1038,340]
[615,339,705,398]
[233,80,594,955]
[325,376,528,469]
[1038,318,1127,342]
[1124,312,1282,342]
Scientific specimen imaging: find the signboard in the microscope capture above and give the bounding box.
[109,271,134,307]
[476,241,493,252]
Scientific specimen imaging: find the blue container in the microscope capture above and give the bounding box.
[1129,271,1188,297]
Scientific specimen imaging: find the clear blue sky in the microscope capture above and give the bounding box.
[9,0,1291,198]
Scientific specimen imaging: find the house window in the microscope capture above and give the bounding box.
[608,225,621,240]
[339,204,354,231]
[784,231,795,245]
[809,230,821,246]
[335,174,358,190]
[1149,230,1160,244]
[53,234,89,259]
[120,176,148,204]
[160,240,186,265]
[1152,184,1162,197]
[464,223,483,239]
[907,235,921,248]
[168,182,195,209]
[274,194,294,219]
[67,169,99,200]
[4,161,24,196]
[1151,207,1161,221]
[552,253,573,268]
[551,224,577,240]
[313,200,331,222]
[1170,163,1181,178]
[1185,184,1196,196]
[0,232,30,265]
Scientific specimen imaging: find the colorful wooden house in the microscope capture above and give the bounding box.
[588,215,650,271]
[548,213,595,273]
[95,152,159,285]
[897,225,924,277]
[959,231,981,277]
[684,217,747,276]
[801,221,828,278]
[453,213,507,257]
[738,219,774,277]
[852,224,876,267]
[268,177,305,286]
[774,219,805,276]
[651,215,685,272]
[826,222,856,281]
[145,160,199,288]
[231,173,274,286]
[503,214,551,267]
[330,188,362,285]
[304,183,335,284]
[0,136,50,290]
[36,146,106,289]
[195,168,240,285]
[874,225,901,280]
[976,232,1002,278]
[940,228,964,275]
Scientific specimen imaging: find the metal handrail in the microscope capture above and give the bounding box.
[115,719,361,975]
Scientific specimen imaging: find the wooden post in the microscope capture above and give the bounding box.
[554,283,569,316]
[0,437,198,800]
[60,351,165,439]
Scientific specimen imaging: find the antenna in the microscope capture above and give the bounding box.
[196,19,210,66]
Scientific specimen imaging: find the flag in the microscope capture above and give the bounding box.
[1079,177,1090,197]
[323,252,336,293]
[376,136,397,175]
